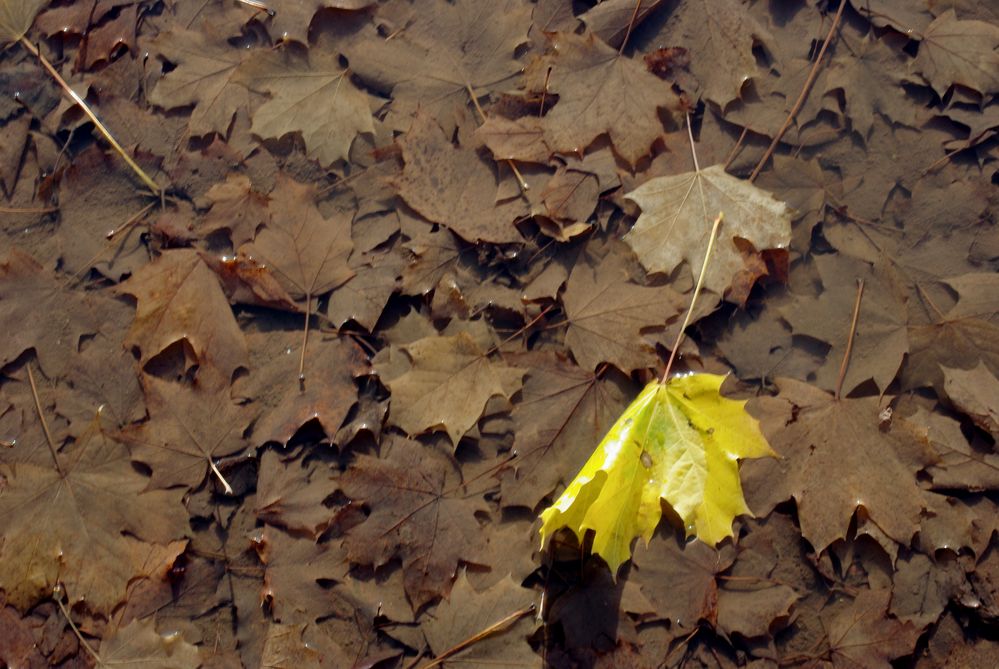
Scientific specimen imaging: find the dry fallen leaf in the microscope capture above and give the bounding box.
[376,331,523,446]
[117,248,248,379]
[0,0,46,43]
[624,164,791,296]
[338,437,489,610]
[525,31,681,165]
[563,249,685,373]
[237,48,374,166]
[148,27,255,137]
[912,9,999,96]
[0,417,188,613]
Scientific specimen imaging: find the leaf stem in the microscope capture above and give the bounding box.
[748,0,845,182]
[660,212,723,383]
[618,0,644,55]
[27,362,63,476]
[20,36,163,196]
[834,278,864,401]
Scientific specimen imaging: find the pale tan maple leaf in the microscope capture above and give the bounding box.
[624,164,791,295]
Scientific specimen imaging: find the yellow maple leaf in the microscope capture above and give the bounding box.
[539,373,775,575]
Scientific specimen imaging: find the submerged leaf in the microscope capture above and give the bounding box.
[539,374,774,574]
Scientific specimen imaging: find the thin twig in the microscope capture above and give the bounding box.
[418,603,536,669]
[618,0,644,55]
[748,0,845,182]
[723,127,749,171]
[834,278,865,401]
[27,363,63,476]
[20,37,163,195]
[660,213,723,383]
[53,586,102,665]
[0,205,58,214]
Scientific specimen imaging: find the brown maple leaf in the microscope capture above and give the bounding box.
[912,10,999,97]
[240,174,354,309]
[942,363,999,439]
[781,254,908,396]
[502,352,633,509]
[124,368,254,493]
[562,249,685,373]
[200,174,270,248]
[236,48,374,166]
[903,272,999,391]
[255,449,339,539]
[147,27,256,137]
[346,0,531,131]
[375,331,524,447]
[525,31,680,165]
[395,113,529,244]
[0,247,99,377]
[632,534,735,632]
[117,248,248,379]
[338,437,488,610]
[422,571,537,666]
[744,379,937,553]
[0,417,188,613]
[649,0,773,106]
[237,330,367,446]
[254,525,348,624]
[822,588,920,668]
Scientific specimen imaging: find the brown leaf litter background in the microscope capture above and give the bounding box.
[1,0,998,667]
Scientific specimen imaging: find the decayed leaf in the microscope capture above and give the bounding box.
[502,353,633,509]
[148,28,255,137]
[124,368,254,493]
[338,437,488,609]
[201,174,270,247]
[746,379,936,553]
[942,362,999,438]
[824,30,916,139]
[237,48,374,166]
[346,0,531,130]
[96,618,200,669]
[539,374,775,574]
[117,248,248,378]
[241,174,354,309]
[0,247,99,377]
[239,330,367,446]
[255,526,348,624]
[376,331,523,446]
[648,0,773,106]
[0,419,188,613]
[632,534,736,632]
[903,272,999,390]
[624,164,791,295]
[781,254,908,396]
[563,250,685,373]
[255,450,338,538]
[0,0,46,43]
[912,10,999,96]
[395,113,528,244]
[822,588,921,668]
[525,31,680,165]
[422,572,537,667]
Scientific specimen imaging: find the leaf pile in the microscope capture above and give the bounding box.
[1,0,997,667]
